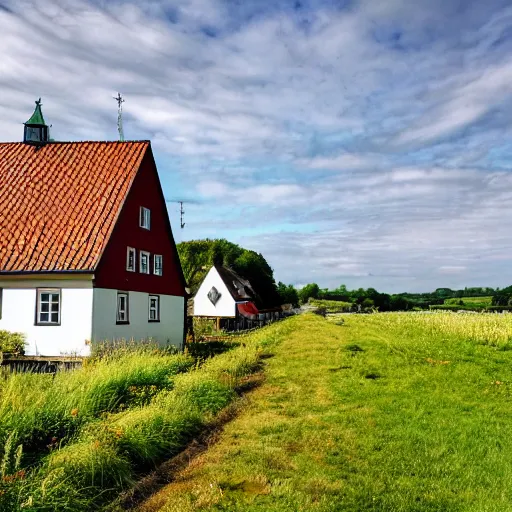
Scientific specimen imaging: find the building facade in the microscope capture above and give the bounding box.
[0,101,186,356]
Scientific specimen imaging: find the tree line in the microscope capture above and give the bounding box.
[177,239,511,311]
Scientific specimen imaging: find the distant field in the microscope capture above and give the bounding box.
[140,312,512,512]
[444,296,493,306]
[309,298,352,312]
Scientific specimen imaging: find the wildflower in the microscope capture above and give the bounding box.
[70,408,79,417]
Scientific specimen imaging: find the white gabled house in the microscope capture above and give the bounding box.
[193,265,260,320]
[0,100,187,356]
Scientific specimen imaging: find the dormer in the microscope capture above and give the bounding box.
[24,98,50,144]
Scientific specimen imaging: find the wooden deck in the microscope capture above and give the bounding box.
[0,353,84,372]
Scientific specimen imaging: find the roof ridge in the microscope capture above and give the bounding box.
[0,140,151,145]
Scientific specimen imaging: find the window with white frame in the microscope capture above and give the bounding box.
[126,247,136,272]
[153,254,163,276]
[140,251,150,274]
[36,289,61,325]
[148,295,160,322]
[139,207,151,230]
[116,292,129,323]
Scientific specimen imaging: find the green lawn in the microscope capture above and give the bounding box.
[138,313,512,512]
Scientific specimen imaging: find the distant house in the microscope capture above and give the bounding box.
[193,265,281,329]
[0,100,186,356]
[193,265,256,318]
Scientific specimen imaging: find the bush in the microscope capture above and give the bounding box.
[0,330,26,355]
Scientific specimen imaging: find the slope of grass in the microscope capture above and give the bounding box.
[0,322,291,511]
[0,351,194,463]
[138,313,512,512]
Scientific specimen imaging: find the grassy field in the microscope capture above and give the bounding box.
[138,312,512,512]
[0,325,290,511]
[444,296,493,306]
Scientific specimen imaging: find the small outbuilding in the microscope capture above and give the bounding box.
[193,265,281,330]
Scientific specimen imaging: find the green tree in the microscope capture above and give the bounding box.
[177,239,280,307]
[299,283,320,304]
[232,249,280,307]
[277,282,299,307]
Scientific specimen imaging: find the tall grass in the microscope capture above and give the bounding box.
[0,322,288,511]
[353,310,512,348]
[0,351,194,460]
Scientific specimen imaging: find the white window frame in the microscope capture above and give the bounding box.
[148,295,160,322]
[139,207,151,230]
[153,254,163,276]
[126,247,136,272]
[36,289,61,325]
[116,292,129,324]
[140,251,150,274]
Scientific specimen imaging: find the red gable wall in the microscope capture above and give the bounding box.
[94,149,185,296]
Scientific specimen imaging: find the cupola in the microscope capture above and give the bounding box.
[24,98,50,144]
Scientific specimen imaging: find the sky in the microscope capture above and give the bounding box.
[1,0,512,293]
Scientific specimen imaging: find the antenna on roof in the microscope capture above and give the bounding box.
[179,201,185,229]
[113,92,125,141]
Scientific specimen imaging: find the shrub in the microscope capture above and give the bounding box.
[0,330,26,355]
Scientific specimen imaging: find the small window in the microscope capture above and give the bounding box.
[36,289,61,325]
[117,292,129,324]
[154,254,163,276]
[126,247,136,272]
[149,295,160,322]
[140,251,150,274]
[139,207,151,230]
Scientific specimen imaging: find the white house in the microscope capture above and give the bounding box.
[0,100,187,356]
[193,265,260,320]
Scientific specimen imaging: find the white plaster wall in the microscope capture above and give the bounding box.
[193,267,236,317]
[91,288,184,349]
[0,280,93,356]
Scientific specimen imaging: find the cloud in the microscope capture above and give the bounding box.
[1,0,512,292]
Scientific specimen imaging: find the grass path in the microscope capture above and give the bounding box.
[136,313,512,512]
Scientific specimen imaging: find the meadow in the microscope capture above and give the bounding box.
[138,312,512,512]
[0,323,289,511]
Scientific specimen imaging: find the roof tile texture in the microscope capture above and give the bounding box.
[0,141,149,272]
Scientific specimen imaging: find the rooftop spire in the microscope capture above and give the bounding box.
[25,98,46,126]
[24,98,49,144]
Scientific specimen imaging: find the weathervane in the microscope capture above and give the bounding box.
[113,92,125,141]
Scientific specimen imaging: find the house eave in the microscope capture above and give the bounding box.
[0,271,94,281]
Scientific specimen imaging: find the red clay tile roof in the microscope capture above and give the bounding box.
[0,141,149,272]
